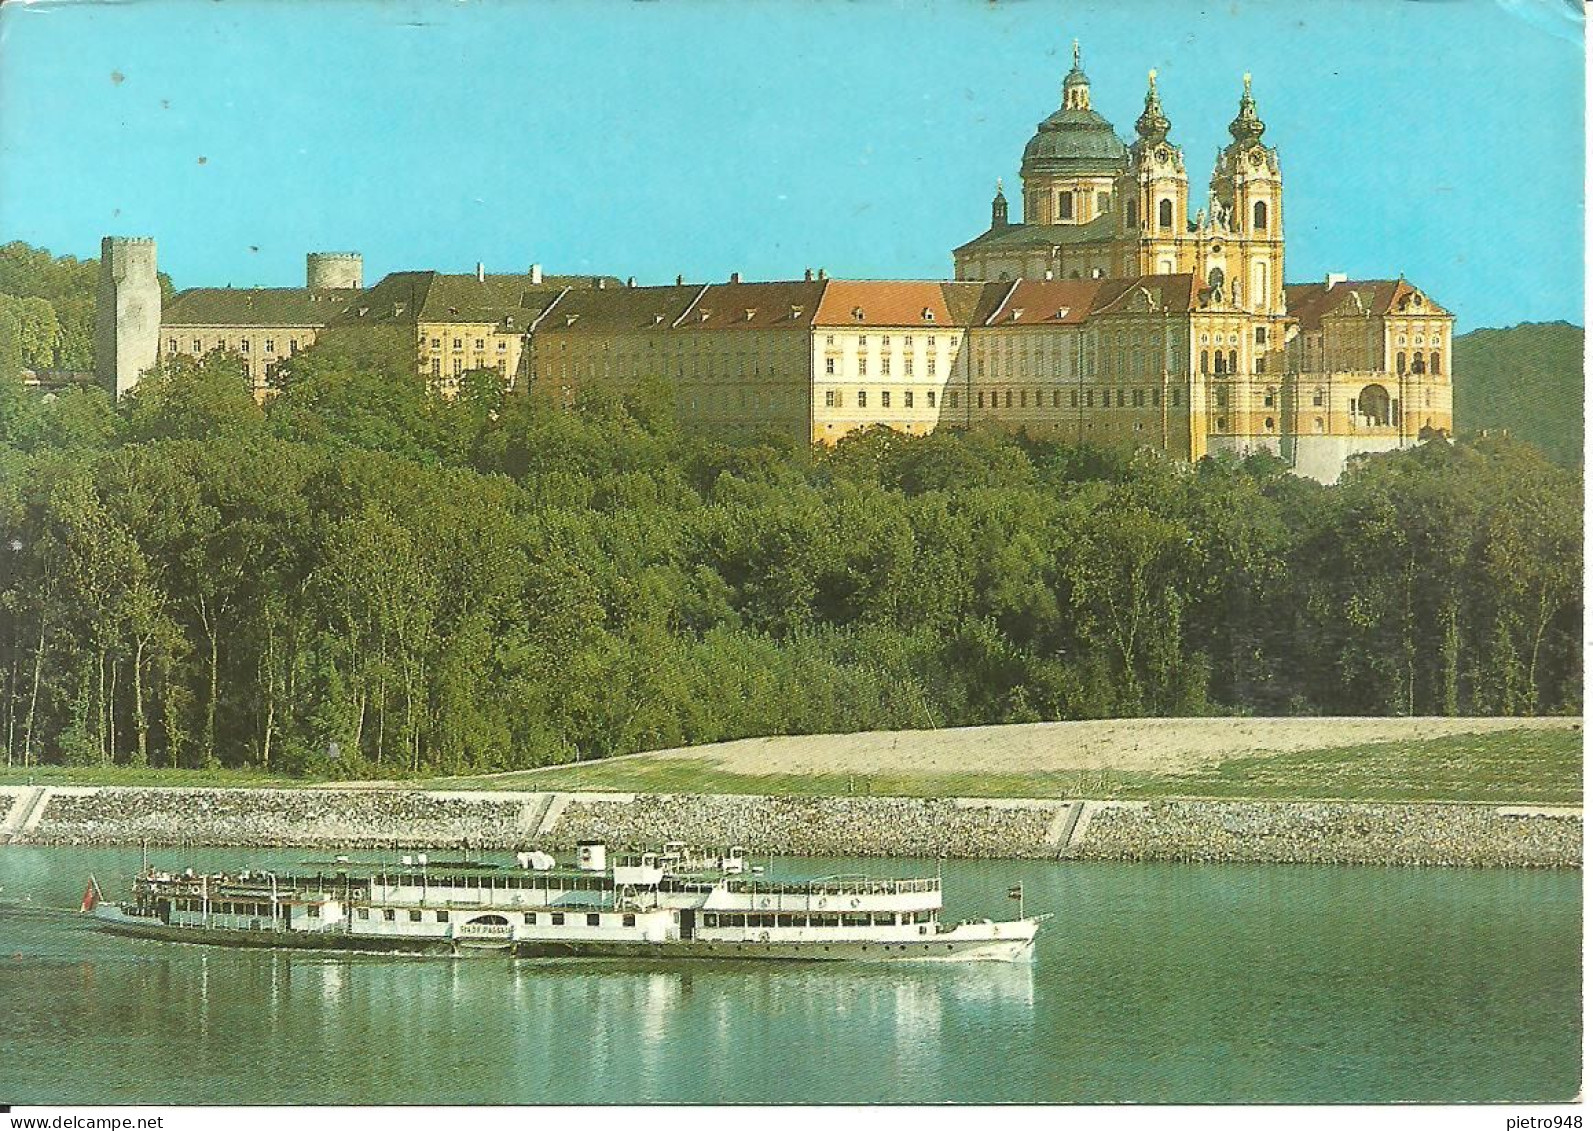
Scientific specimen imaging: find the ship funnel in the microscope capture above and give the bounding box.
[576,842,608,872]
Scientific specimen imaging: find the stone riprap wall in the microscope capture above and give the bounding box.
[5,786,1581,867]
[544,794,1067,858]
[24,787,532,849]
[1072,800,1583,868]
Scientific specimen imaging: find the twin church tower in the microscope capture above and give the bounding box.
[955,42,1284,319]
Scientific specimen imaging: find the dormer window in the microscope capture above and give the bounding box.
[852,307,865,322]
[744,309,757,322]
[1009,309,1024,321]
[921,308,936,322]
[357,307,369,317]
[564,313,579,327]
[789,306,803,319]
[1054,307,1071,320]
[653,314,665,325]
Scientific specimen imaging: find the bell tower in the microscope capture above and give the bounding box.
[1117,70,1190,277]
[1205,75,1285,317]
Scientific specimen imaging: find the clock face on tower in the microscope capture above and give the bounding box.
[1248,150,1264,168]
[1156,146,1172,163]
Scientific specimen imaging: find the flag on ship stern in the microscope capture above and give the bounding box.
[1007,884,1023,900]
[79,876,100,913]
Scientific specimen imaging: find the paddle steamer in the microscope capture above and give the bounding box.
[87,841,1043,962]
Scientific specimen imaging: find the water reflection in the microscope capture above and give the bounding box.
[0,847,1579,1105]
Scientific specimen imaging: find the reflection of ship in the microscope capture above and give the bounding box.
[87,842,1046,962]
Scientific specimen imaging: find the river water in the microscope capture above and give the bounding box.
[0,847,1579,1104]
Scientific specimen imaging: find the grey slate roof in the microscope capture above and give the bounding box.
[163,287,354,327]
[953,215,1117,256]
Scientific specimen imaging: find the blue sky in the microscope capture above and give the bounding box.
[0,0,1582,330]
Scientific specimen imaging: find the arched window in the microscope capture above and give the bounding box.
[1430,351,1441,375]
[1159,198,1174,229]
[1058,192,1074,220]
[1214,351,1226,376]
[1207,266,1225,294]
[1253,200,1268,231]
[1228,349,1238,373]
[1411,353,1426,375]
[1396,351,1406,375]
[1200,350,1209,374]
[1127,199,1139,229]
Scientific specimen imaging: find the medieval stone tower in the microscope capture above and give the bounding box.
[306,251,363,290]
[94,236,162,398]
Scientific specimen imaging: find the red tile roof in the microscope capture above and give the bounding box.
[1283,279,1450,332]
[814,280,964,328]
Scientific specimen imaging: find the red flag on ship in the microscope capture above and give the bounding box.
[79,876,99,913]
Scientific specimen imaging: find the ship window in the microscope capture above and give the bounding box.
[357,908,369,920]
[306,904,320,919]
[409,909,422,922]
[551,913,565,926]
[586,913,600,927]
[384,909,396,921]
[623,914,636,927]
[873,912,896,926]
[704,914,719,928]
[436,910,449,923]
[524,912,536,925]
[843,912,869,927]
[777,914,797,927]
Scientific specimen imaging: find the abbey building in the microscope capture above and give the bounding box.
[95,42,1452,484]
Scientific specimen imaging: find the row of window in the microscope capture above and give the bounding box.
[822,389,960,411]
[977,387,1185,410]
[168,338,300,355]
[430,358,508,378]
[426,336,510,353]
[173,899,274,916]
[703,911,935,928]
[822,334,958,349]
[1395,352,1442,376]
[825,356,940,377]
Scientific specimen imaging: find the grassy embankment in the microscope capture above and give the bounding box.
[437,727,1583,806]
[0,724,1581,805]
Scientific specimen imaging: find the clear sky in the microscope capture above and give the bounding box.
[0,0,1582,331]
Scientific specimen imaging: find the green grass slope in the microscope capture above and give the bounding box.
[1454,321,1584,467]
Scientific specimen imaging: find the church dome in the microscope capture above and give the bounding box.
[1022,107,1128,176]
[1020,44,1127,178]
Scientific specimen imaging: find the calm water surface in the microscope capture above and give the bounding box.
[0,847,1579,1104]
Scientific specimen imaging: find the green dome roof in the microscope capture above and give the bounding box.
[1022,107,1128,176]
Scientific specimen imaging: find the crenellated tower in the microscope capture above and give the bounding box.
[94,236,162,399]
[1116,69,1191,277]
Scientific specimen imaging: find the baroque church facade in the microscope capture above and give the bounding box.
[96,42,1452,484]
[950,44,1452,481]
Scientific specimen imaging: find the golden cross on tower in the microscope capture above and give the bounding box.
[1072,39,1080,67]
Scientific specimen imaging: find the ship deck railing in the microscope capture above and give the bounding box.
[136,871,942,900]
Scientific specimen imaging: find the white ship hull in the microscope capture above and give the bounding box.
[88,842,1047,964]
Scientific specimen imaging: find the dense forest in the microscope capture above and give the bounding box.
[1454,321,1584,468]
[0,337,1580,776]
[0,243,1581,776]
